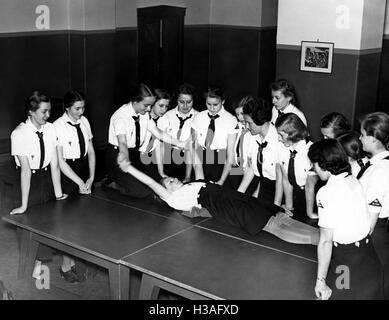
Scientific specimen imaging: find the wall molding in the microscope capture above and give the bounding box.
[277,44,382,55]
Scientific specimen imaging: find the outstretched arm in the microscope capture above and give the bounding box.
[117,152,171,200]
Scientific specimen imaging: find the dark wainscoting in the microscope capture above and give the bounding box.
[276,48,381,140]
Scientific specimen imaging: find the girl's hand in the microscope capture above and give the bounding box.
[56,194,68,201]
[315,280,332,300]
[85,178,94,192]
[10,206,27,215]
[117,152,131,171]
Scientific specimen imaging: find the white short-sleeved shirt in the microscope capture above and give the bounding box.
[162,182,205,211]
[54,112,93,159]
[317,172,370,244]
[191,107,238,150]
[158,107,198,142]
[139,115,160,153]
[359,151,389,219]
[11,118,58,169]
[108,102,156,149]
[271,103,307,126]
[246,124,285,180]
[277,139,313,188]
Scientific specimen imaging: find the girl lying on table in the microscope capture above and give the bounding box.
[117,152,319,245]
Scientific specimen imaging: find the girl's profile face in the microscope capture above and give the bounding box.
[30,102,51,127]
[320,127,335,139]
[314,163,330,181]
[359,127,374,153]
[272,90,291,111]
[235,107,244,124]
[163,177,183,192]
[133,96,156,115]
[277,130,294,148]
[177,94,193,114]
[244,114,261,136]
[153,99,169,117]
[206,96,223,115]
[67,100,85,122]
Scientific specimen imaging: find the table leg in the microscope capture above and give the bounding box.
[108,264,130,300]
[17,228,38,279]
[139,274,160,300]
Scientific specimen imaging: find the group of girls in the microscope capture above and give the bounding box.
[10,90,95,284]
[10,79,389,300]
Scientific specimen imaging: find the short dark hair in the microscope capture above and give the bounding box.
[64,90,84,110]
[154,88,171,102]
[270,79,296,105]
[240,95,272,126]
[308,139,351,175]
[129,83,155,103]
[320,112,351,138]
[275,113,308,143]
[25,91,50,115]
[175,83,196,100]
[204,85,225,101]
[360,112,389,150]
[337,131,363,161]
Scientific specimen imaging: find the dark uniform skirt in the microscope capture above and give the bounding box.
[62,157,89,194]
[161,146,188,181]
[15,166,55,261]
[197,183,281,235]
[258,177,276,204]
[327,235,384,300]
[371,218,389,299]
[106,144,160,198]
[200,148,225,183]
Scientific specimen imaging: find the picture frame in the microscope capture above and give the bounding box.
[300,41,334,74]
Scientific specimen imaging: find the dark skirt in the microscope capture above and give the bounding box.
[327,236,384,300]
[106,145,160,198]
[371,218,389,299]
[62,157,89,194]
[15,166,55,261]
[258,177,276,204]
[199,148,225,183]
[161,146,189,181]
[15,166,54,208]
[198,183,281,235]
[292,186,307,222]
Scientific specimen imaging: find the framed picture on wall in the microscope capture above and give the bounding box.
[300,41,334,73]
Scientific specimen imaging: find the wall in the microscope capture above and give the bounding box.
[377,0,389,113]
[276,0,385,140]
[0,0,71,153]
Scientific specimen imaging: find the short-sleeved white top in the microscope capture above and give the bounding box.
[359,151,389,218]
[54,112,93,159]
[277,138,313,188]
[11,118,58,169]
[191,107,238,150]
[317,172,370,244]
[271,103,307,126]
[108,102,156,148]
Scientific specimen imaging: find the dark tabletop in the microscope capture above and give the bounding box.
[2,194,192,262]
[122,227,318,300]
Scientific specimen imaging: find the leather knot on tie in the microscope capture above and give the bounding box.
[132,115,140,122]
[205,113,220,148]
[356,161,371,180]
[290,150,297,159]
[176,114,192,140]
